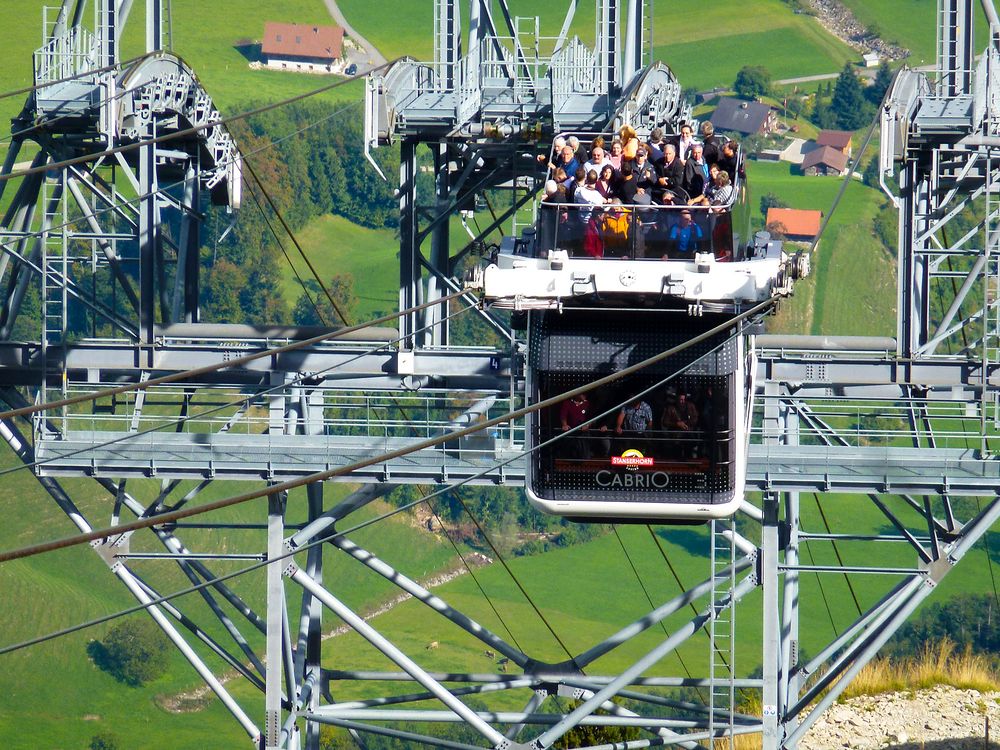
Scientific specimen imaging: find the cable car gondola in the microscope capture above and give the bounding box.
[468,128,808,522]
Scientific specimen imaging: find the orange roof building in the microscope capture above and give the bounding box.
[766,208,823,240]
[816,130,853,153]
[262,22,345,73]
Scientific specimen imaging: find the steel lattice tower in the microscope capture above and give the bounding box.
[1,2,1000,750]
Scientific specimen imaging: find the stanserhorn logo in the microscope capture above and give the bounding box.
[610,448,654,471]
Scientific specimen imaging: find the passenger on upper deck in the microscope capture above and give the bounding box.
[675,123,698,163]
[700,121,721,166]
[541,136,566,170]
[555,145,579,179]
[596,164,618,200]
[618,125,640,170]
[568,136,587,165]
[683,143,710,199]
[688,163,720,207]
[717,140,743,184]
[647,127,667,166]
[608,140,624,171]
[584,146,611,176]
[621,146,657,205]
[709,170,734,212]
[656,144,685,204]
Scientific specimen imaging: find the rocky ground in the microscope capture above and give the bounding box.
[806,0,910,61]
[801,686,1000,750]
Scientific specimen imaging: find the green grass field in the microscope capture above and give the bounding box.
[285,214,400,321]
[839,0,992,66]
[652,0,855,91]
[747,160,897,336]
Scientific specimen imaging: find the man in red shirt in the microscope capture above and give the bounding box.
[559,393,593,459]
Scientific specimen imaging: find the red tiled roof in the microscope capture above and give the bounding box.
[262,22,344,61]
[802,145,849,172]
[816,130,853,150]
[766,208,822,237]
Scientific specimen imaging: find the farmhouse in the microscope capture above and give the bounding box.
[815,129,853,158]
[766,208,822,242]
[801,145,849,176]
[710,98,777,136]
[262,22,345,74]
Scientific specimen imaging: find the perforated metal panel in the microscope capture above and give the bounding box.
[529,310,738,376]
[526,309,742,509]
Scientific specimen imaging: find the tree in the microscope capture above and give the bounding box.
[760,192,789,218]
[734,66,771,100]
[829,63,872,130]
[292,274,358,326]
[90,618,170,686]
[867,60,894,106]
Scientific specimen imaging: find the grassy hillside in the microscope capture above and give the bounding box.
[748,160,897,336]
[0,454,460,749]
[0,1,361,138]
[652,0,855,92]
[839,0,992,66]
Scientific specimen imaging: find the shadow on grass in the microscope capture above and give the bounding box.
[655,527,710,558]
[234,41,262,63]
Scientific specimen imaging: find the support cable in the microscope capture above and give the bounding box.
[0,302,479,480]
[424,498,525,653]
[0,298,774,564]
[447,485,577,664]
[242,158,350,325]
[812,494,864,617]
[0,289,468,422]
[0,321,752,657]
[808,104,880,257]
[613,526,698,687]
[0,53,152,103]
[0,58,398,184]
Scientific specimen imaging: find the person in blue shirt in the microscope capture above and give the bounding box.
[668,209,704,257]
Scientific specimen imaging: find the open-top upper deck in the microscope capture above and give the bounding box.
[469,130,809,311]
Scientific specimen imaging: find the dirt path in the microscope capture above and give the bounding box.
[322,0,387,73]
[156,553,491,713]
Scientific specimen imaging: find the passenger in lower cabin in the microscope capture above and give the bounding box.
[662,391,699,459]
[667,209,704,258]
[616,397,653,453]
[601,198,631,256]
[559,393,593,460]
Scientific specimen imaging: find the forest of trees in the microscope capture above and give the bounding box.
[201,101,400,326]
